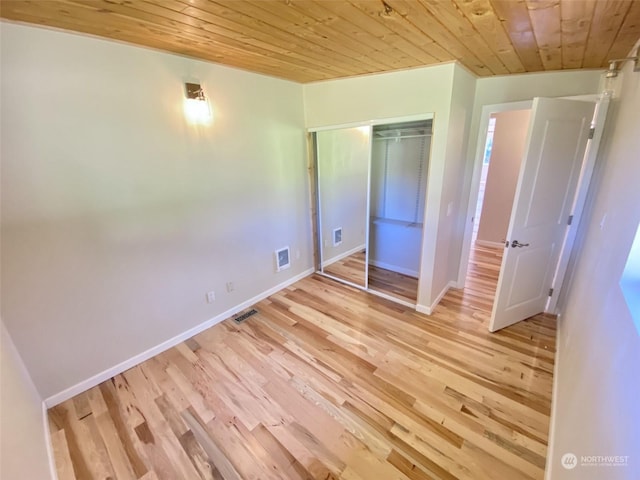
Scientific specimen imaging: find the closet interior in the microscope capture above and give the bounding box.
[369,120,431,302]
[314,117,432,306]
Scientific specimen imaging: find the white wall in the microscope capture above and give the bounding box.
[303,64,454,128]
[471,69,602,148]
[438,65,477,299]
[548,55,640,479]
[0,320,53,480]
[370,135,429,224]
[369,221,422,277]
[0,22,312,400]
[477,109,531,244]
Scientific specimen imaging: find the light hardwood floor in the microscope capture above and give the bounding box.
[368,266,418,304]
[323,250,419,303]
[49,245,556,480]
[323,250,368,286]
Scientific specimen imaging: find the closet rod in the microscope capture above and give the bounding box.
[373,134,432,140]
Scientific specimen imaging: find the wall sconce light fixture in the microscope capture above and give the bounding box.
[184,82,212,125]
[605,49,639,79]
[601,48,639,96]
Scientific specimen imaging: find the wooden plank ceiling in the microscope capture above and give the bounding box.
[2,0,639,83]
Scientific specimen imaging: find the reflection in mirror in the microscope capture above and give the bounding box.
[368,119,432,304]
[316,126,371,288]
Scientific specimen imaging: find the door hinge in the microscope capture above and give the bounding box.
[548,288,554,297]
[588,127,595,139]
[568,215,574,225]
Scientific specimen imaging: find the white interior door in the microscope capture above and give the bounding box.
[489,98,595,332]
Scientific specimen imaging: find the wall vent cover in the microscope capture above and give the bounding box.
[275,246,291,271]
[233,308,258,324]
[333,227,343,246]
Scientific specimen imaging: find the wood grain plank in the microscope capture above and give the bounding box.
[177,429,223,480]
[308,0,421,69]
[490,0,545,71]
[604,0,640,61]
[560,0,596,69]
[582,0,634,68]
[417,0,509,74]
[175,0,370,76]
[72,0,353,76]
[94,411,138,480]
[244,0,395,71]
[181,408,243,480]
[526,0,562,70]
[48,400,94,480]
[452,0,526,73]
[282,0,420,70]
[388,0,491,75]
[99,380,150,478]
[50,429,77,480]
[348,0,444,65]
[125,366,203,479]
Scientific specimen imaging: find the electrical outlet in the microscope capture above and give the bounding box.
[206,291,215,303]
[226,282,234,293]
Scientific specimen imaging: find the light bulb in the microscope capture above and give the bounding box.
[184,98,212,125]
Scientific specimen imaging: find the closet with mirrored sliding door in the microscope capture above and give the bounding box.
[311,116,432,307]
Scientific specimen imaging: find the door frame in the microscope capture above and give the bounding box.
[549,93,610,313]
[307,113,434,132]
[457,94,609,316]
[457,100,532,286]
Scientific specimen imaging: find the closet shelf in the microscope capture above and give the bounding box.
[370,216,423,228]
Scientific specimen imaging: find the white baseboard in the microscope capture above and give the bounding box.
[415,280,457,315]
[43,401,58,479]
[366,288,416,309]
[44,267,314,408]
[368,259,419,278]
[544,313,563,480]
[415,304,431,315]
[475,239,505,249]
[322,244,365,268]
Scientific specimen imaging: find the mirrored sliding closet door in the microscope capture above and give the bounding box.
[315,126,372,288]
[312,116,433,307]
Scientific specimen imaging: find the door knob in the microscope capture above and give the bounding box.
[511,240,530,248]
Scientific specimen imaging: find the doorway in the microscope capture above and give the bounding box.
[472,115,495,243]
[464,107,532,315]
[473,110,531,249]
[460,96,607,332]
